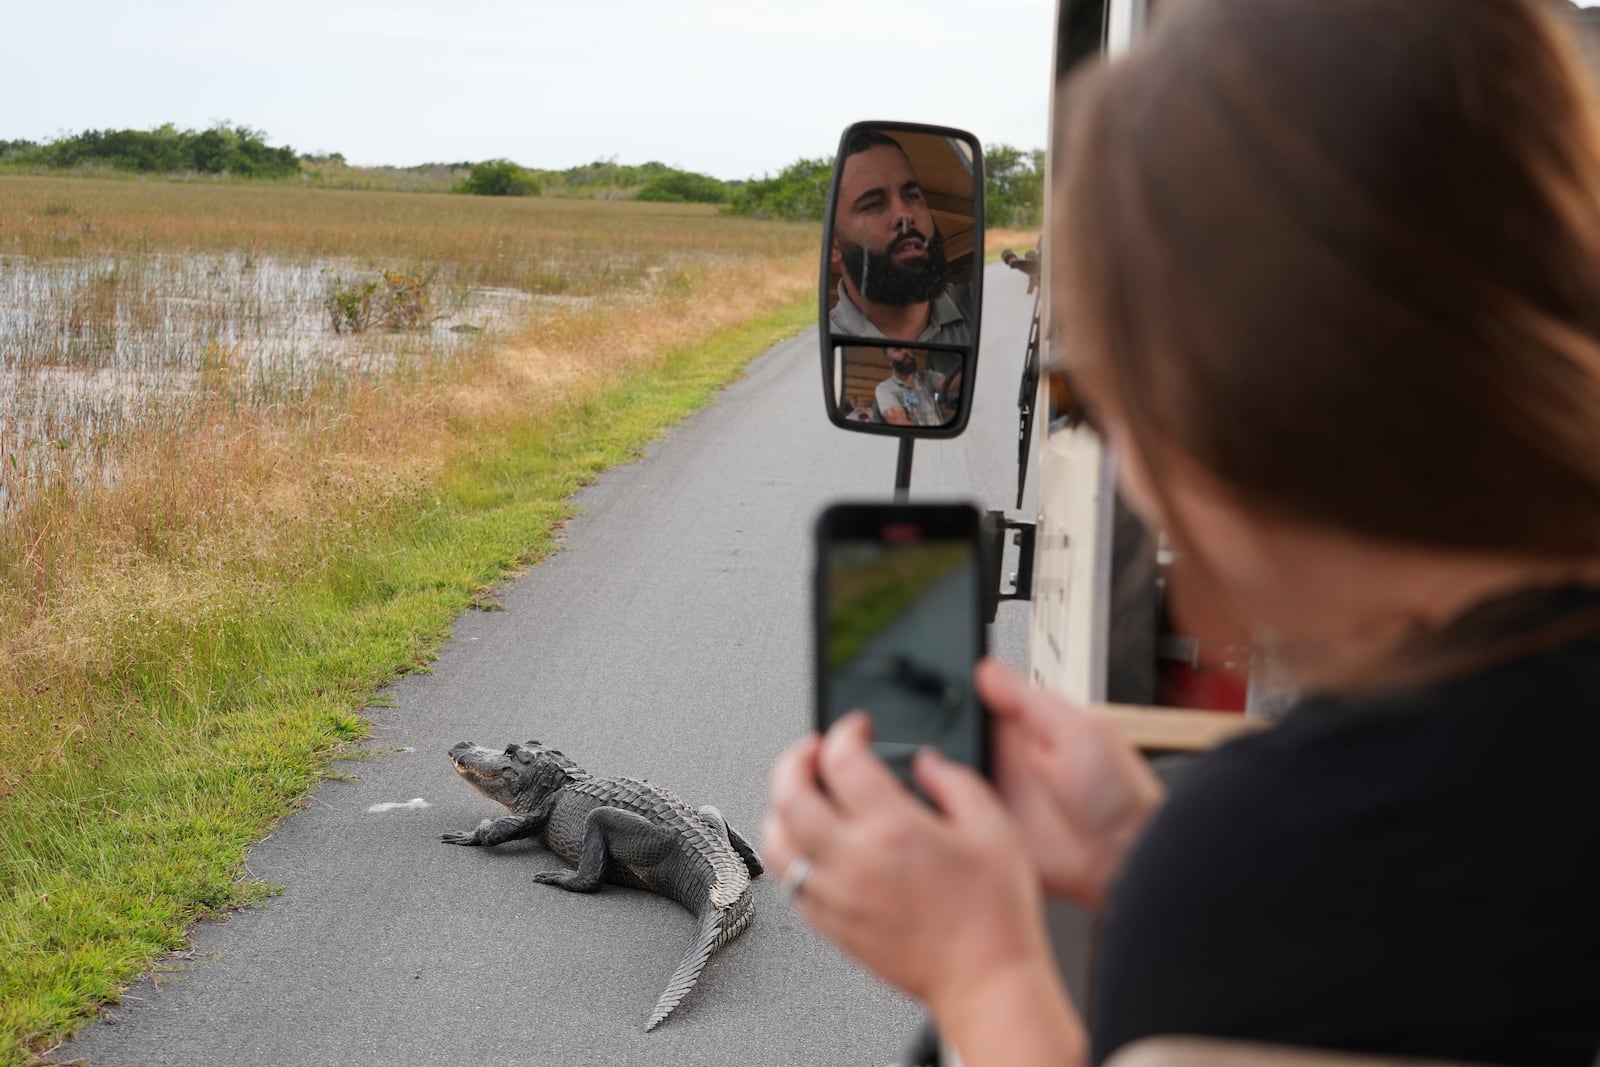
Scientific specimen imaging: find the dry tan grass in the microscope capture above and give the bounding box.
[458,255,812,418]
[1,278,812,719]
[0,178,817,743]
[988,226,1042,250]
[0,177,815,291]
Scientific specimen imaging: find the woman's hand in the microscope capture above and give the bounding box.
[762,713,1061,1020]
[978,659,1165,910]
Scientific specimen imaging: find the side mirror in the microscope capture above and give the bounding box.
[820,122,984,440]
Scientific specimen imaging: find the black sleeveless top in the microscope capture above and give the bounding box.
[1092,585,1600,1067]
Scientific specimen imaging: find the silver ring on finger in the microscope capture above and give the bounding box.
[780,855,814,901]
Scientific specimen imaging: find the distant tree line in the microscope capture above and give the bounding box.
[1,123,299,178]
[720,144,1045,228]
[0,121,1044,226]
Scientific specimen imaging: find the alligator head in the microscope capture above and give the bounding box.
[447,740,574,810]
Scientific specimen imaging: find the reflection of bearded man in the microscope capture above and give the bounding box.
[835,226,950,308]
[828,132,972,348]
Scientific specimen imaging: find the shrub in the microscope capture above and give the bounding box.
[453,159,540,197]
[725,157,832,221]
[984,144,1045,229]
[546,158,673,198]
[636,171,729,204]
[0,139,41,163]
[374,268,434,330]
[322,268,436,334]
[324,277,378,335]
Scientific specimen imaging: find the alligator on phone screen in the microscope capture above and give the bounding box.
[442,740,764,1030]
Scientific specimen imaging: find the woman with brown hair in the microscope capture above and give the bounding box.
[764,1,1600,1065]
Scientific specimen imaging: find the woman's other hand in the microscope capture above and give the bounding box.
[978,659,1165,910]
[762,713,1062,1022]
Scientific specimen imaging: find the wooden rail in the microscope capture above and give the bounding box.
[1087,703,1269,753]
[1110,1037,1476,1067]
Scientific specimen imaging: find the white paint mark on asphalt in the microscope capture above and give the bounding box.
[367,798,431,813]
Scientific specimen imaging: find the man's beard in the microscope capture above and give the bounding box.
[837,227,949,307]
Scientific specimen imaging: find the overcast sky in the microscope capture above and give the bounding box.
[2,0,1055,180]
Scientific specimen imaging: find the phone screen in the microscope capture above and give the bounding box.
[815,503,988,787]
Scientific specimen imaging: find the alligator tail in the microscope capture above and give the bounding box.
[645,891,754,1031]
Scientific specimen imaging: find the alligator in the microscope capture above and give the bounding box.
[442,740,764,1030]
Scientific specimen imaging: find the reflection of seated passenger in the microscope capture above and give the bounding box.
[875,348,948,427]
[840,395,877,423]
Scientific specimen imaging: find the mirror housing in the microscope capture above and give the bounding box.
[819,121,984,439]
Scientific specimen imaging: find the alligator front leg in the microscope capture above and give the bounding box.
[532,806,674,893]
[441,800,551,847]
[697,805,764,878]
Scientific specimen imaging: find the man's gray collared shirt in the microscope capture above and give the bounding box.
[875,370,947,426]
[829,283,973,347]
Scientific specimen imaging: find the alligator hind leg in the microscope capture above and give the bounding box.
[532,806,674,893]
[726,825,764,878]
[697,805,764,878]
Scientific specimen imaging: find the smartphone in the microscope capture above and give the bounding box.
[813,501,990,791]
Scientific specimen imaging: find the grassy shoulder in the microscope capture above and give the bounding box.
[826,544,970,671]
[0,295,814,1067]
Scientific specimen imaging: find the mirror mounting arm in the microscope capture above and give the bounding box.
[981,511,1037,623]
[894,439,915,500]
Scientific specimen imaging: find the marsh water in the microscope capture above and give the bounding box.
[0,253,542,506]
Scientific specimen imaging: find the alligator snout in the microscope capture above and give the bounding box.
[447,742,506,781]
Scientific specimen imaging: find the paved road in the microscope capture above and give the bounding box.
[60,262,1043,1067]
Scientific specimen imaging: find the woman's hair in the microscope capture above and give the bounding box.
[1054,0,1600,563]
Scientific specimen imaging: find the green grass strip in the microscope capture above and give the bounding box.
[0,294,815,1067]
[826,544,969,671]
